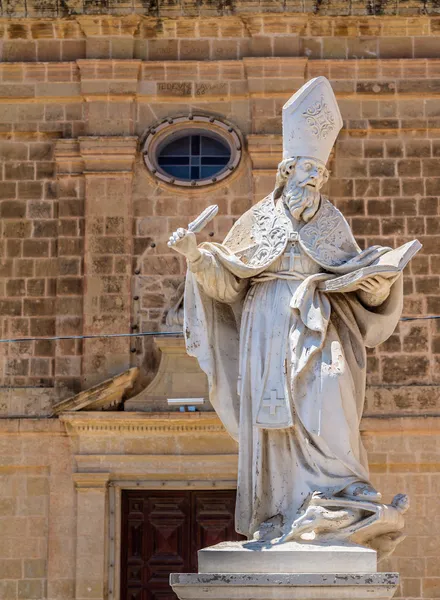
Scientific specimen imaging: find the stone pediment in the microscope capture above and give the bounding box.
[52,367,139,415]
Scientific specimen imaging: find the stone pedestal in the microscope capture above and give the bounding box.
[198,540,377,574]
[124,336,211,412]
[170,541,399,600]
[170,573,398,600]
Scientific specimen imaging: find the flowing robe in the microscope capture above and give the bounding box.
[184,195,403,538]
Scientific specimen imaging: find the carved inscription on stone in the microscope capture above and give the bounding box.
[157,82,192,97]
[195,82,228,97]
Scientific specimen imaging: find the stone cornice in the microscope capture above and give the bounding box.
[0,12,438,24]
[54,136,138,174]
[59,411,440,437]
[61,413,225,435]
[0,413,438,437]
[60,411,227,435]
[73,472,110,490]
[79,136,138,172]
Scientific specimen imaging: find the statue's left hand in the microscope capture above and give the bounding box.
[356,275,393,297]
[355,275,397,307]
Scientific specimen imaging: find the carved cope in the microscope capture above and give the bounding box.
[223,194,362,273]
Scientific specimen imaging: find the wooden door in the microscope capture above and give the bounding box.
[120,490,243,600]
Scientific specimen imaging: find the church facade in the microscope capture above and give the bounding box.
[0,1,439,599]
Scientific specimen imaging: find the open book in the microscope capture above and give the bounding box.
[318,240,422,293]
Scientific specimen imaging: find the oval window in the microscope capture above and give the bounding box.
[142,115,242,188]
[157,133,231,182]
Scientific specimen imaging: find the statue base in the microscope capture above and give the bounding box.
[170,572,399,600]
[198,540,377,574]
[170,542,398,600]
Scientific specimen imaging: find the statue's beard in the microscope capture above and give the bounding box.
[283,183,320,222]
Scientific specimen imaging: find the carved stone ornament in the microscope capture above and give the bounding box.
[248,196,290,267]
[282,76,343,163]
[302,95,336,140]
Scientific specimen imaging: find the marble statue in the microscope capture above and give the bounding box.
[168,77,418,560]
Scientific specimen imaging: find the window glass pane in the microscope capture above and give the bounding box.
[201,136,230,156]
[190,156,201,166]
[191,167,200,179]
[158,157,189,166]
[165,166,191,179]
[201,166,224,178]
[160,137,189,156]
[201,156,229,166]
[191,136,200,155]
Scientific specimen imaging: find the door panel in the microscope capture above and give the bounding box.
[121,490,243,600]
[191,491,239,572]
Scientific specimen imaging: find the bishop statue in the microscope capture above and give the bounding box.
[168,77,416,555]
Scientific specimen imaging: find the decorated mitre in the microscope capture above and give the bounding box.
[282,76,343,165]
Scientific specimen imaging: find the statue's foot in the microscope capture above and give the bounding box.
[339,482,382,503]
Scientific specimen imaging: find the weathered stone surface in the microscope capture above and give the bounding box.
[0,414,436,600]
[167,77,417,560]
[0,5,438,599]
[198,541,377,574]
[170,572,399,600]
[52,366,138,413]
[124,336,210,412]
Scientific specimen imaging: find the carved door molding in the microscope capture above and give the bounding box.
[120,489,243,600]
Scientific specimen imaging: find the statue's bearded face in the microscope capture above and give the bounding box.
[283,157,327,222]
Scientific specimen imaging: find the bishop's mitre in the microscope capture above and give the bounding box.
[282,76,343,166]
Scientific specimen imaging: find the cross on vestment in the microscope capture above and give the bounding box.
[263,389,284,416]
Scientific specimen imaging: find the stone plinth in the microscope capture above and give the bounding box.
[171,542,398,600]
[170,573,399,600]
[198,541,377,574]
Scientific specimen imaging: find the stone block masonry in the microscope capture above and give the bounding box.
[0,415,437,600]
[2,0,440,19]
[0,8,438,598]
[0,52,438,397]
[3,14,440,62]
[0,419,75,600]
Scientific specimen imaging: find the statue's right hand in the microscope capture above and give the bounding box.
[167,228,201,263]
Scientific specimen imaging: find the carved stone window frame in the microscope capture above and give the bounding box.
[142,115,242,188]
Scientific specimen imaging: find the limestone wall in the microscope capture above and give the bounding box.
[3,14,440,62]
[364,418,440,599]
[0,415,438,600]
[1,0,440,19]
[0,17,439,398]
[0,419,75,600]
[0,9,439,599]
